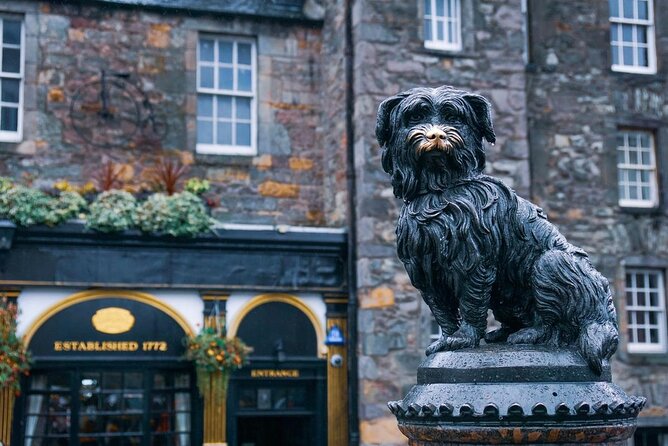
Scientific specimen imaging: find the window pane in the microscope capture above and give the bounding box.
[2,78,19,103]
[437,20,444,40]
[219,67,233,90]
[238,43,252,65]
[637,27,647,43]
[638,0,648,19]
[216,121,232,145]
[629,150,638,164]
[2,20,21,45]
[197,95,213,117]
[197,120,213,144]
[125,373,143,390]
[217,96,232,119]
[611,44,619,65]
[623,0,634,18]
[236,122,251,146]
[2,47,20,73]
[199,39,214,62]
[236,97,251,120]
[622,25,633,42]
[641,186,650,200]
[237,68,252,91]
[436,0,444,16]
[0,106,17,131]
[611,24,619,42]
[609,0,619,17]
[424,19,432,41]
[639,132,649,147]
[424,0,431,15]
[623,46,634,65]
[638,47,648,67]
[219,41,233,63]
[199,66,214,88]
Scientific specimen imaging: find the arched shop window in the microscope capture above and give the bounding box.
[236,301,319,358]
[18,291,200,446]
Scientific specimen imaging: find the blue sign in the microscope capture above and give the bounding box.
[325,325,345,346]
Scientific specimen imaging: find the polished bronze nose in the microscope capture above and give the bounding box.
[426,128,446,140]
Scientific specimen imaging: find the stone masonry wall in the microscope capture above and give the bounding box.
[352,1,530,444]
[528,0,668,426]
[0,1,336,226]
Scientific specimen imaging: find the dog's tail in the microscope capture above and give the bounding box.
[532,250,618,374]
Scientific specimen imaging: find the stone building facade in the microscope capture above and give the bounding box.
[0,0,666,446]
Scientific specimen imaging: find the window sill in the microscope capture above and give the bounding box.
[610,65,658,76]
[195,143,256,156]
[416,46,477,59]
[618,204,662,216]
[0,132,22,143]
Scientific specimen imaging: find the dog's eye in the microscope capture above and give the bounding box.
[407,109,427,123]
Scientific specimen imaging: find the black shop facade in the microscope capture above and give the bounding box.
[0,223,350,446]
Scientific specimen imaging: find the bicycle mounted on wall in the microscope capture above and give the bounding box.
[69,70,167,148]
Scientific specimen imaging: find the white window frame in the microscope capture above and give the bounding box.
[617,130,658,208]
[625,269,667,354]
[423,0,462,52]
[0,17,24,142]
[196,35,257,156]
[609,0,656,74]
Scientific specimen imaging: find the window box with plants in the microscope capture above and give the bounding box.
[0,158,218,239]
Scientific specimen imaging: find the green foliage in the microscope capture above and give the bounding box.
[0,180,214,237]
[0,298,31,394]
[48,191,88,225]
[0,177,13,194]
[0,186,54,226]
[184,177,210,196]
[136,191,212,237]
[86,190,138,233]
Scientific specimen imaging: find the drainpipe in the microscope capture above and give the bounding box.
[344,0,359,444]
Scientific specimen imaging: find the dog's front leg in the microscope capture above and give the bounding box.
[424,291,459,356]
[444,266,496,350]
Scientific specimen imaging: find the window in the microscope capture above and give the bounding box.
[23,368,195,445]
[423,0,461,51]
[609,0,656,73]
[624,269,667,353]
[617,130,658,208]
[0,17,23,142]
[196,36,256,155]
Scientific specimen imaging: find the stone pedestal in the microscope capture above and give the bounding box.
[388,345,645,445]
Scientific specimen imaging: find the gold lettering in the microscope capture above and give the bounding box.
[54,342,62,351]
[250,369,300,378]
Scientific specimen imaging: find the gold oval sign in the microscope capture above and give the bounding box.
[91,307,135,334]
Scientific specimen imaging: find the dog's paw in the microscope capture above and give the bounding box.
[507,327,544,345]
[425,336,449,356]
[445,332,479,350]
[484,326,513,343]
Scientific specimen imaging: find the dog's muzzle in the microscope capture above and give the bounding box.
[408,124,464,155]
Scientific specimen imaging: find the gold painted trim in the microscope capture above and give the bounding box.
[227,293,325,357]
[0,289,20,299]
[23,289,195,346]
[324,298,348,304]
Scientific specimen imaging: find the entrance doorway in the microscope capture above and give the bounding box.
[226,298,327,446]
[19,365,199,446]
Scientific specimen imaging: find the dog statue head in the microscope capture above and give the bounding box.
[376,86,496,200]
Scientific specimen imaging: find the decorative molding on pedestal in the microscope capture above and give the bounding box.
[389,345,645,445]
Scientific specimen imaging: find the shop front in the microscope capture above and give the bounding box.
[1,224,349,446]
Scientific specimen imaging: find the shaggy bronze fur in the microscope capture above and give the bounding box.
[377,86,618,374]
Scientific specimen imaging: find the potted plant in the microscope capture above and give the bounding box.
[0,297,30,444]
[184,325,250,445]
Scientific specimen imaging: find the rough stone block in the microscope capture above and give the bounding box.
[361,286,395,309]
[258,180,300,198]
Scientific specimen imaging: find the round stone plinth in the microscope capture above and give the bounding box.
[389,345,645,445]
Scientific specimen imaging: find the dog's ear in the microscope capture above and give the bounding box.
[376,92,410,148]
[463,93,496,144]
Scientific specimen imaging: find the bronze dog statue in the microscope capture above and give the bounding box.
[377,86,618,373]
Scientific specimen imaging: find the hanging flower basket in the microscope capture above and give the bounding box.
[184,327,251,399]
[1,297,31,398]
